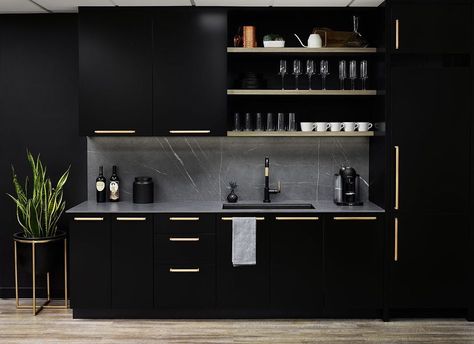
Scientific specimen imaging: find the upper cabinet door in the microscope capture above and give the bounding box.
[153,8,227,136]
[391,3,471,54]
[391,65,470,213]
[79,8,153,136]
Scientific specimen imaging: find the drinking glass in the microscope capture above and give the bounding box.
[288,113,296,131]
[233,112,242,131]
[349,60,357,90]
[339,60,347,90]
[277,112,286,131]
[293,60,302,90]
[266,113,275,131]
[306,60,315,90]
[278,60,287,90]
[244,112,253,131]
[360,60,368,90]
[255,113,264,131]
[320,60,330,90]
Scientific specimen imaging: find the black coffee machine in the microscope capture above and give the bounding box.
[334,166,363,206]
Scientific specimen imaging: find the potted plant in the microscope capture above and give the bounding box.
[263,34,285,48]
[7,151,70,273]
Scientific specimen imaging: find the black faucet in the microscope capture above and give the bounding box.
[263,157,281,203]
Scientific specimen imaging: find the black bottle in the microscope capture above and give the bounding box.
[96,166,106,203]
[109,165,120,202]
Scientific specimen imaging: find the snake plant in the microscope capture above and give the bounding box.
[7,151,70,238]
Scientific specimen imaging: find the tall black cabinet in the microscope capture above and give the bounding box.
[388,0,472,315]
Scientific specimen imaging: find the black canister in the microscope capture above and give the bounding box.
[133,177,154,204]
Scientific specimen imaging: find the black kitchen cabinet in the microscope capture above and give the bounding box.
[270,216,323,314]
[79,8,153,136]
[69,215,110,308]
[217,216,270,308]
[153,8,227,136]
[390,213,468,309]
[111,215,153,308]
[391,65,470,213]
[325,216,383,313]
[390,3,471,54]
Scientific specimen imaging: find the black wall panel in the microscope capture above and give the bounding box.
[0,14,85,297]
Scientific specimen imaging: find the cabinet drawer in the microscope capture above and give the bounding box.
[155,214,215,234]
[156,234,215,264]
[155,264,215,308]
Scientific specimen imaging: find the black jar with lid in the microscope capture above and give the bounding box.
[133,177,154,204]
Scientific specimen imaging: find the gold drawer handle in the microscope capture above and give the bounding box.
[275,217,319,221]
[94,130,136,134]
[116,217,147,221]
[333,217,377,221]
[74,217,104,221]
[169,130,211,134]
[221,217,265,221]
[169,217,200,221]
[395,19,400,50]
[169,237,200,242]
[394,217,399,262]
[395,145,400,210]
[169,268,200,273]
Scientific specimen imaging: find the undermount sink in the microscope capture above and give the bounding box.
[222,203,315,210]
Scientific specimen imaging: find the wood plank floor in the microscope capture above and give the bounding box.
[1,300,474,343]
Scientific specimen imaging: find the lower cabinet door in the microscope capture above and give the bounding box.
[325,215,383,312]
[217,216,270,308]
[390,213,468,309]
[111,215,153,308]
[270,215,323,313]
[155,265,215,308]
[69,215,111,308]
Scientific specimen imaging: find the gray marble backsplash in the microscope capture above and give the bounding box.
[87,137,369,202]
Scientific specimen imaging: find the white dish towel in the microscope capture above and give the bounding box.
[232,217,257,267]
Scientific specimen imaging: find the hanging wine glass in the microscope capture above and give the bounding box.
[306,60,315,90]
[360,60,368,90]
[278,60,287,90]
[320,60,329,90]
[349,60,357,90]
[339,60,347,90]
[293,60,302,90]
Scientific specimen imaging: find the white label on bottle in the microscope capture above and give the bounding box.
[110,181,119,200]
[96,181,105,192]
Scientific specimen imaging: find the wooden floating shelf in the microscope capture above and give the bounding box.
[227,89,378,96]
[227,131,374,137]
[227,47,378,54]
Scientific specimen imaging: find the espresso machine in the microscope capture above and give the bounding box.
[334,166,363,206]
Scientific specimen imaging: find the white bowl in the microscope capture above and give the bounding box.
[263,40,285,48]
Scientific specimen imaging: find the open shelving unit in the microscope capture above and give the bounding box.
[227,47,379,54]
[227,89,378,96]
[227,131,374,137]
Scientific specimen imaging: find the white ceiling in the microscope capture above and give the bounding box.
[0,0,385,13]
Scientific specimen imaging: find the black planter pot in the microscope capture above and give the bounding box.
[227,189,239,203]
[13,231,66,275]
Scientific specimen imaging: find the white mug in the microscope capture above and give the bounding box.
[358,122,373,132]
[343,122,359,132]
[300,122,316,132]
[315,122,330,132]
[329,122,344,132]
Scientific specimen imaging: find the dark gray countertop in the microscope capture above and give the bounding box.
[66,200,385,214]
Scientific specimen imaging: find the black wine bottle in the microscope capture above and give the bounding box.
[96,166,106,203]
[109,165,120,202]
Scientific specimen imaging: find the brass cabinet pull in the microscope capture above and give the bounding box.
[221,217,265,221]
[333,217,377,221]
[169,217,200,221]
[73,217,104,221]
[116,217,147,221]
[275,217,319,221]
[169,268,200,273]
[169,237,200,242]
[395,145,400,210]
[395,19,400,50]
[94,130,136,134]
[169,130,211,134]
[394,217,399,262]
